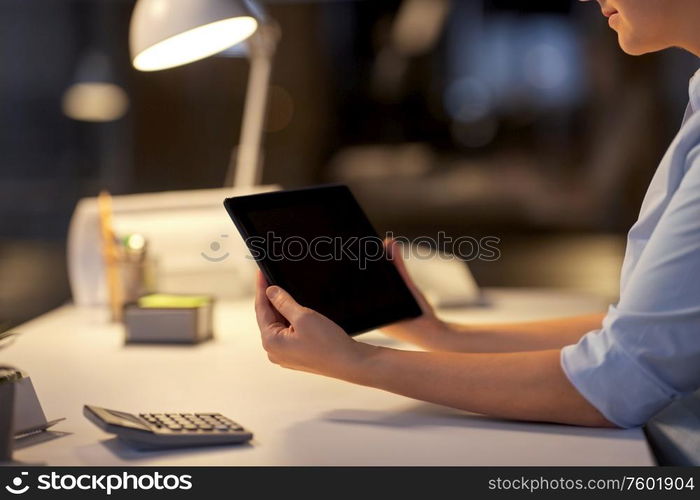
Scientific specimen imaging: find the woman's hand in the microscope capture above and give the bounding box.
[379,239,453,350]
[254,273,373,380]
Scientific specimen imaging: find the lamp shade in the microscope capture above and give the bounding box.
[130,0,264,71]
[62,51,129,122]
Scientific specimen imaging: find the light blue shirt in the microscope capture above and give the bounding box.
[561,67,700,428]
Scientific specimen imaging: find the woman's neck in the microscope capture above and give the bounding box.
[675,5,700,58]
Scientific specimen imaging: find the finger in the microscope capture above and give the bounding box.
[266,286,307,324]
[257,270,268,288]
[384,238,433,313]
[256,290,287,352]
[261,321,286,354]
[255,273,285,331]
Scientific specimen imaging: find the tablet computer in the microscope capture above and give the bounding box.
[223,185,422,335]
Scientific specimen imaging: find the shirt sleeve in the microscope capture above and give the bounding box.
[561,143,700,428]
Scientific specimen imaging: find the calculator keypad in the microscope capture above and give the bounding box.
[139,413,245,433]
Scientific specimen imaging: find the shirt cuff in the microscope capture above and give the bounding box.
[561,330,678,428]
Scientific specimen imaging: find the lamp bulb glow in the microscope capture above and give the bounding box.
[62,82,129,122]
[132,16,258,71]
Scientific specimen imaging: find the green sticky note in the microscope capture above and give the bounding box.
[138,294,210,309]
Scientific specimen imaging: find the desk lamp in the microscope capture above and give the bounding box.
[63,51,130,122]
[129,0,278,187]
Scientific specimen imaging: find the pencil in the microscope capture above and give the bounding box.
[98,190,123,322]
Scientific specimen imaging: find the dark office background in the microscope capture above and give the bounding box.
[1,0,698,328]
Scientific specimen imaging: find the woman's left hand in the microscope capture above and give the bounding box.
[254,272,372,380]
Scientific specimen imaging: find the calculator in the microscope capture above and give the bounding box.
[83,405,253,450]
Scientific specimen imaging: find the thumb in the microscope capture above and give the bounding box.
[266,286,305,323]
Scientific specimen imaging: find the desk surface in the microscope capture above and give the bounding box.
[6,288,655,466]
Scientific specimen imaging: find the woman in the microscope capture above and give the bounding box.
[254,0,700,428]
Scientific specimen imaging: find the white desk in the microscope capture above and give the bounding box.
[6,288,655,466]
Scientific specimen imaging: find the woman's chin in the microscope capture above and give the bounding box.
[617,32,666,55]
[619,43,648,56]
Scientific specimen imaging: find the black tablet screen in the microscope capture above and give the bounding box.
[224,185,422,335]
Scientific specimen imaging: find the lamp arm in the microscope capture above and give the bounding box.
[229,25,279,188]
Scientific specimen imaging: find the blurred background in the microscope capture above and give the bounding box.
[1,0,698,328]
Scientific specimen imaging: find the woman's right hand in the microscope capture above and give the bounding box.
[380,239,454,350]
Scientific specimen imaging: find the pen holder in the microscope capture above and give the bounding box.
[118,256,157,304]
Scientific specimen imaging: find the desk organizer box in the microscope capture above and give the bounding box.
[123,294,214,344]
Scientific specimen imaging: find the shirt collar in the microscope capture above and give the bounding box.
[690,67,700,114]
